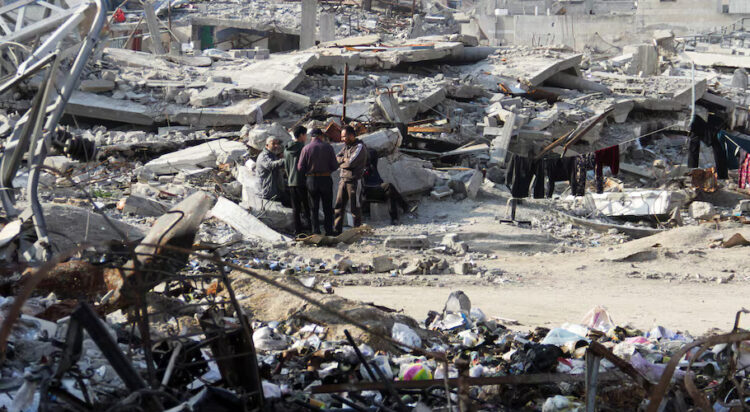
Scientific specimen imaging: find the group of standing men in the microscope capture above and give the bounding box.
[255,125,414,236]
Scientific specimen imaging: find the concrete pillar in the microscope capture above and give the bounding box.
[544,0,552,14]
[409,14,425,38]
[300,0,316,50]
[319,12,335,43]
[732,68,748,89]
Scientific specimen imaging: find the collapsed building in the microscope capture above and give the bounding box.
[0,0,750,410]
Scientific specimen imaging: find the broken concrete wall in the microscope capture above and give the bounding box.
[140,139,248,175]
[377,152,437,196]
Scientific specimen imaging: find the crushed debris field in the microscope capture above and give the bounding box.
[2,0,750,410]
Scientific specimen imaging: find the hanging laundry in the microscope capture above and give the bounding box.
[740,152,750,190]
[718,131,750,170]
[543,157,575,198]
[689,116,728,179]
[505,154,534,198]
[571,154,594,197]
[531,160,545,199]
[594,145,620,194]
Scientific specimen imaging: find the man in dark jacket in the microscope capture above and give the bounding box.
[298,128,339,236]
[285,126,312,235]
[334,125,368,234]
[363,148,415,225]
[256,136,288,205]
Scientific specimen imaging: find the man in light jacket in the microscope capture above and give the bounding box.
[333,125,368,235]
[255,136,288,205]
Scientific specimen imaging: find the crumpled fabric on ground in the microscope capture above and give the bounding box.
[510,343,564,374]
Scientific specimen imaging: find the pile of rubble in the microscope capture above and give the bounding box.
[3,264,750,411]
[1,0,750,410]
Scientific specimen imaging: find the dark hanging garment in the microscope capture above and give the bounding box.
[718,131,750,170]
[571,154,594,196]
[689,116,729,179]
[505,154,533,198]
[594,145,620,193]
[544,157,576,198]
[531,159,546,199]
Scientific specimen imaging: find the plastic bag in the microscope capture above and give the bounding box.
[392,322,422,351]
[457,330,482,347]
[470,307,486,323]
[541,328,588,346]
[630,352,685,382]
[647,326,677,341]
[581,305,615,332]
[252,326,288,351]
[542,395,570,412]
[262,381,281,399]
[361,355,394,381]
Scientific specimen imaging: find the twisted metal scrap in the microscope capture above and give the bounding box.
[647,328,750,411]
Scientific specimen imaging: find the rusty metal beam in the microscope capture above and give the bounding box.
[103,191,214,307]
[587,341,652,392]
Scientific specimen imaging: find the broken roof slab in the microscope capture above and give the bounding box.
[475,48,583,86]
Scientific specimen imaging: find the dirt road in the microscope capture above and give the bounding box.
[337,279,749,335]
[324,187,750,336]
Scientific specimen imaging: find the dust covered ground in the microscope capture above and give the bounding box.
[289,183,750,335]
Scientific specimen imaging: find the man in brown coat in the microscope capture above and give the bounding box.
[334,125,368,234]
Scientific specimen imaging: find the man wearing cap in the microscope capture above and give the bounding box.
[334,125,369,234]
[297,128,339,236]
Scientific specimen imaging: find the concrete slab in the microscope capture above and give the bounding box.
[377,152,437,196]
[121,195,169,217]
[479,51,582,86]
[360,128,402,155]
[384,235,429,249]
[142,139,247,175]
[66,92,155,126]
[80,79,116,93]
[585,190,673,217]
[44,203,145,247]
[376,93,408,124]
[210,197,290,242]
[684,51,750,69]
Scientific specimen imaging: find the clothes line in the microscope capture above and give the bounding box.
[504,123,685,160]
